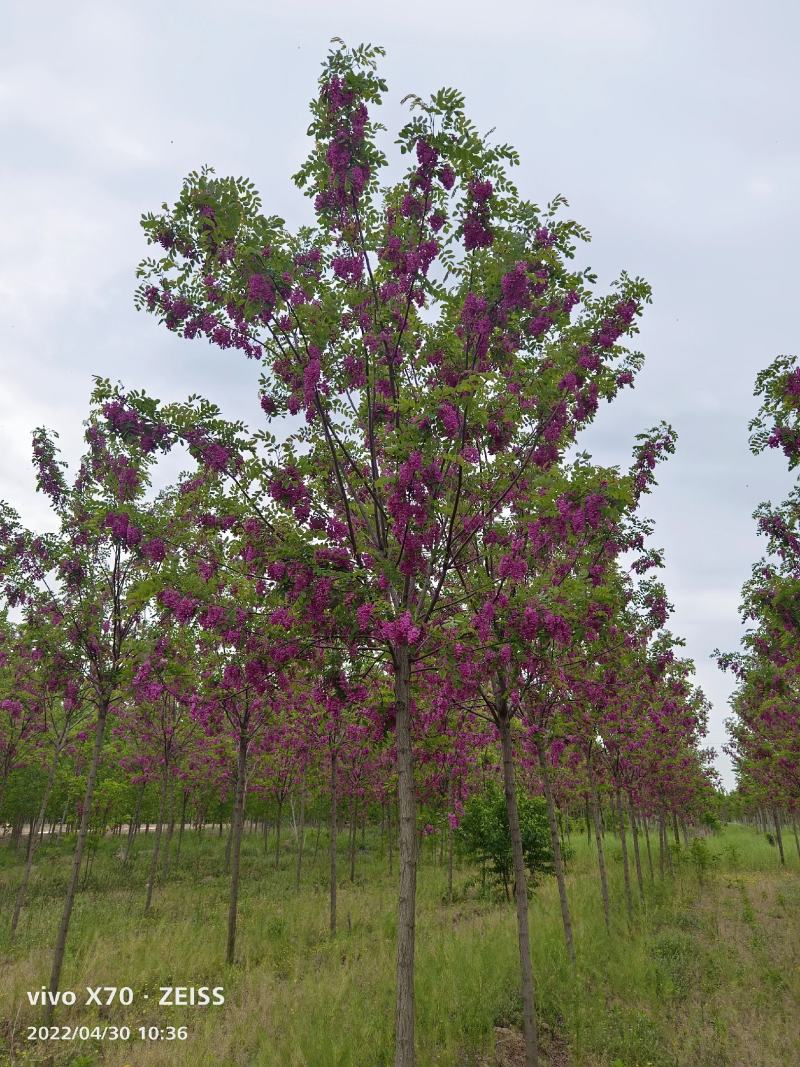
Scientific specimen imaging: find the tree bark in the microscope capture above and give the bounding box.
[329,749,338,935]
[499,712,539,1067]
[175,788,189,864]
[274,796,283,870]
[225,733,248,965]
[295,787,306,891]
[772,809,786,866]
[45,700,109,1022]
[388,801,393,876]
[160,781,176,880]
[642,814,654,882]
[145,767,169,911]
[536,738,575,965]
[394,645,419,1067]
[628,796,645,902]
[349,795,358,883]
[12,747,61,933]
[616,789,633,922]
[589,772,611,932]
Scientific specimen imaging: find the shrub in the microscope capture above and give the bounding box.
[456,783,555,899]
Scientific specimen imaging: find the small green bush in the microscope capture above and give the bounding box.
[456,783,557,899]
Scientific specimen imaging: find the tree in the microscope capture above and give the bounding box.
[104,39,656,1066]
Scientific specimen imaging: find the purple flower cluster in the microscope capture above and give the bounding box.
[463,178,494,251]
[105,511,142,548]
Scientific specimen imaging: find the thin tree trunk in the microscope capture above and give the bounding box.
[772,809,786,866]
[145,767,169,911]
[499,712,539,1067]
[225,733,248,965]
[175,788,188,864]
[792,818,800,860]
[394,645,419,1067]
[672,811,681,848]
[616,789,633,921]
[388,801,393,876]
[160,781,177,880]
[12,748,61,933]
[24,816,37,862]
[295,788,306,891]
[447,819,454,905]
[643,815,654,882]
[349,795,358,883]
[224,814,234,874]
[274,797,283,870]
[45,701,109,1022]
[536,738,575,965]
[330,749,338,935]
[312,817,321,865]
[628,796,645,902]
[589,773,611,932]
[659,810,673,875]
[585,795,592,847]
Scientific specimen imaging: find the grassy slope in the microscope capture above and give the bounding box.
[0,823,797,1066]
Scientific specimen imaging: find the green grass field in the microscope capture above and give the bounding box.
[1,823,798,1066]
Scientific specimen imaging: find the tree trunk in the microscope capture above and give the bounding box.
[45,701,109,1022]
[628,796,645,902]
[225,733,248,965]
[295,788,306,891]
[145,767,169,911]
[312,817,321,865]
[659,810,673,875]
[349,795,358,883]
[274,796,283,870]
[160,781,177,880]
[772,809,786,866]
[589,774,611,932]
[175,788,189,864]
[330,749,338,935]
[642,815,655,882]
[447,820,454,905]
[388,801,393,876]
[536,738,575,965]
[12,747,61,933]
[224,815,234,874]
[499,713,539,1067]
[394,644,419,1067]
[616,789,633,922]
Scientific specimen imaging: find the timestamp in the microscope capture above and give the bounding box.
[139,1025,189,1041]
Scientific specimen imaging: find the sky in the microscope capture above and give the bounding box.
[2,0,798,788]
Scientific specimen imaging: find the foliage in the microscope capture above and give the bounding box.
[456,783,556,895]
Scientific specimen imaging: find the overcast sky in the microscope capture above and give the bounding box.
[2,1,798,788]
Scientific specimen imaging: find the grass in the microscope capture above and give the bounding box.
[0,822,798,1066]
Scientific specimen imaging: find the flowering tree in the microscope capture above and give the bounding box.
[92,37,665,1066]
[6,618,89,933]
[0,414,172,1015]
[719,354,800,845]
